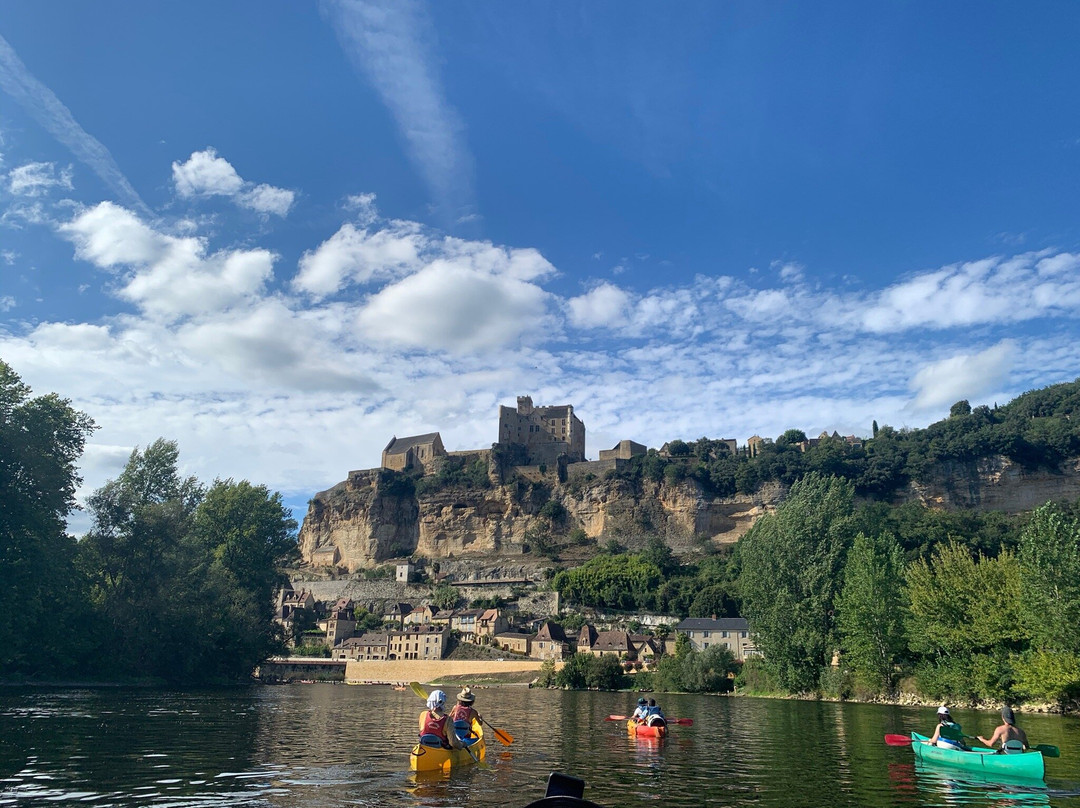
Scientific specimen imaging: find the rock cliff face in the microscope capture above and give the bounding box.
[901,456,1080,512]
[298,456,1080,571]
[298,465,782,571]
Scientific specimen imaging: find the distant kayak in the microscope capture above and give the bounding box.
[910,732,1044,780]
[627,719,667,739]
[409,719,485,773]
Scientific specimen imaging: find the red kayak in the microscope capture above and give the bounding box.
[627,719,667,739]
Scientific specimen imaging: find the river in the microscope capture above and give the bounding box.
[2,685,1079,807]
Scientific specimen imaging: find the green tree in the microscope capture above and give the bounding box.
[182,479,299,680]
[950,400,972,418]
[836,532,906,694]
[78,439,204,678]
[1018,502,1080,653]
[654,645,736,693]
[0,361,96,675]
[904,542,1029,659]
[431,583,460,611]
[552,553,662,611]
[736,473,856,692]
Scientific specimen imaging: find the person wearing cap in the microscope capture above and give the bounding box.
[929,706,968,750]
[448,687,481,748]
[977,705,1029,754]
[631,697,650,724]
[418,689,451,748]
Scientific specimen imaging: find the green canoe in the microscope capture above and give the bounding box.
[910,732,1044,780]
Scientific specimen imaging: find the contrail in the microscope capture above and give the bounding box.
[0,32,151,217]
[322,0,475,225]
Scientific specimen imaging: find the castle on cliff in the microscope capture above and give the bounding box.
[381,395,589,474]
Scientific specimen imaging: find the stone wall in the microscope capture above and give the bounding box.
[345,658,547,684]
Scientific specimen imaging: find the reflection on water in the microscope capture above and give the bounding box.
[1,686,1079,807]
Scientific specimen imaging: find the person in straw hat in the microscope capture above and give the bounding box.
[448,686,482,749]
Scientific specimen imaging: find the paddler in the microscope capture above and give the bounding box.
[418,689,451,748]
[977,705,1029,754]
[929,705,968,750]
[448,687,482,748]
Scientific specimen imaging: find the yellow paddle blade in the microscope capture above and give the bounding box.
[409,681,428,699]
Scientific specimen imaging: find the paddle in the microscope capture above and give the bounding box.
[408,682,515,746]
[884,734,1060,758]
[607,715,693,726]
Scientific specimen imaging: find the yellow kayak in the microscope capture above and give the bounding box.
[409,718,485,773]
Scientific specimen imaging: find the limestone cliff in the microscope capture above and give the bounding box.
[298,465,781,571]
[298,456,1080,571]
[901,455,1080,512]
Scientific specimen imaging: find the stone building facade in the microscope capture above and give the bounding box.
[382,433,446,472]
[498,396,585,466]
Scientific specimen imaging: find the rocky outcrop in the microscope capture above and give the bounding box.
[298,456,1080,571]
[901,456,1080,512]
[299,465,783,571]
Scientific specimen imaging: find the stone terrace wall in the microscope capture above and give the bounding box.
[345,658,546,684]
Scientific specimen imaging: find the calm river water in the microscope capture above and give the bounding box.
[2,685,1079,807]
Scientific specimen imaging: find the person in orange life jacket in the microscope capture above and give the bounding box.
[645,698,666,727]
[448,687,481,748]
[418,690,451,748]
[929,706,967,750]
[631,697,649,723]
[977,705,1029,754]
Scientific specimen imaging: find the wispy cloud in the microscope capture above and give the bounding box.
[321,0,474,222]
[7,161,73,196]
[0,33,150,216]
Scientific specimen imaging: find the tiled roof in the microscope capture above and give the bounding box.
[536,621,567,643]
[593,630,630,652]
[385,433,441,454]
[674,617,749,632]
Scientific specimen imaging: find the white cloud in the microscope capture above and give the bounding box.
[172,148,295,217]
[59,201,274,319]
[294,221,424,297]
[568,282,633,328]
[7,161,73,196]
[345,192,379,225]
[323,0,473,220]
[0,33,149,215]
[861,252,1080,332]
[172,148,244,197]
[357,260,553,352]
[910,341,1018,410]
[0,295,14,311]
[239,184,295,217]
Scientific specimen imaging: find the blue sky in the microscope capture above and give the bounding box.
[2,2,1080,531]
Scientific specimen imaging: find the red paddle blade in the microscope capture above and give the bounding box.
[671,718,694,726]
[606,715,628,721]
[884,734,912,746]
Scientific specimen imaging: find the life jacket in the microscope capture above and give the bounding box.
[420,710,449,746]
[449,705,478,745]
[936,721,966,750]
